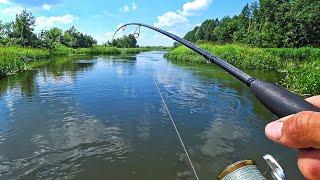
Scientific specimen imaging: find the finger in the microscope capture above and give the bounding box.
[265,115,293,141]
[306,95,320,108]
[298,149,320,179]
[265,111,320,149]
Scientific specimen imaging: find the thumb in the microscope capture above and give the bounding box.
[265,111,320,149]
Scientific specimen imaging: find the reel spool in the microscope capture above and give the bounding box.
[217,154,285,180]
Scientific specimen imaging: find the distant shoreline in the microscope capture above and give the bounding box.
[0,46,171,77]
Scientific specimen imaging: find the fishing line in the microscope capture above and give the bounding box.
[134,25,141,38]
[114,23,320,118]
[153,77,200,180]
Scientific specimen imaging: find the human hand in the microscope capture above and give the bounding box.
[265,95,320,179]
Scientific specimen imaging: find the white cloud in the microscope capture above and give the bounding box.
[154,11,188,28]
[121,2,137,12]
[101,23,126,44]
[2,5,24,16]
[132,2,137,10]
[0,0,9,4]
[182,0,212,16]
[42,4,52,11]
[154,0,212,29]
[122,4,130,12]
[35,14,76,30]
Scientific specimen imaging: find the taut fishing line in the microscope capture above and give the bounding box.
[153,77,200,180]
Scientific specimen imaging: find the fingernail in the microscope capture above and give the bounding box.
[265,121,283,141]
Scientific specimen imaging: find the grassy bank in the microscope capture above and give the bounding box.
[52,45,151,56]
[165,44,320,95]
[0,46,51,76]
[0,45,147,77]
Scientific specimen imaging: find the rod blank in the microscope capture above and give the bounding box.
[115,23,254,86]
[114,23,320,118]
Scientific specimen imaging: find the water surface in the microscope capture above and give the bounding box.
[0,52,302,179]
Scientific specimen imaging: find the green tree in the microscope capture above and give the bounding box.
[0,22,13,45]
[11,9,37,47]
[214,16,238,43]
[184,26,199,42]
[182,0,320,48]
[233,4,251,43]
[204,19,219,41]
[109,34,137,48]
[280,0,320,47]
[61,26,97,48]
[44,27,63,42]
[0,21,5,38]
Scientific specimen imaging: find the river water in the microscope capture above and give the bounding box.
[0,51,302,179]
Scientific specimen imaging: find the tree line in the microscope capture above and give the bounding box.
[0,9,139,49]
[0,10,96,49]
[184,0,320,48]
[107,34,138,48]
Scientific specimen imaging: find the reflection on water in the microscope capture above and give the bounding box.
[0,52,302,179]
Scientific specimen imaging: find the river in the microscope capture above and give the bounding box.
[0,51,302,179]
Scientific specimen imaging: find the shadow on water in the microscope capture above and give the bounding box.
[0,52,302,179]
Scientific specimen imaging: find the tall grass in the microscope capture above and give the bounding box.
[282,60,320,96]
[166,44,281,69]
[0,46,50,60]
[166,43,320,95]
[53,44,148,55]
[0,45,147,77]
[0,46,50,76]
[265,48,320,61]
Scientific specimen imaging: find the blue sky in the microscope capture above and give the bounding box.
[0,0,256,46]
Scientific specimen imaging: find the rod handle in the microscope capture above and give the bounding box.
[250,80,320,118]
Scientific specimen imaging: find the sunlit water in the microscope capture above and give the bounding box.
[0,52,302,179]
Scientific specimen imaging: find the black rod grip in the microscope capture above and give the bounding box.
[250,80,320,118]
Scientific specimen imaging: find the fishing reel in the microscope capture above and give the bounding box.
[217,154,285,180]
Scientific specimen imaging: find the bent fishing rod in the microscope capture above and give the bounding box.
[114,23,320,118]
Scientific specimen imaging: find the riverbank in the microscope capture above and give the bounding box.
[0,45,156,77]
[165,44,320,95]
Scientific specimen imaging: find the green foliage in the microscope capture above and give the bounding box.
[72,46,121,55]
[265,48,320,61]
[61,26,97,48]
[109,34,138,48]
[0,10,97,49]
[38,28,63,49]
[283,60,320,96]
[183,0,320,48]
[166,44,280,69]
[10,9,37,47]
[0,45,145,77]
[0,46,50,76]
[166,44,320,95]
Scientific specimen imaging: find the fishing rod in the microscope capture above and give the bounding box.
[114,23,320,118]
[113,23,320,180]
